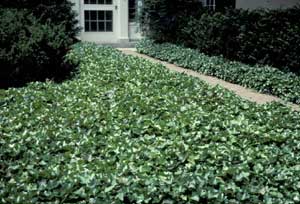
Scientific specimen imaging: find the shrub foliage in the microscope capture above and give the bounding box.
[140,3,300,73]
[182,7,300,74]
[139,0,203,43]
[0,1,79,88]
[136,39,300,104]
[0,9,76,88]
[0,0,79,39]
[1,43,300,203]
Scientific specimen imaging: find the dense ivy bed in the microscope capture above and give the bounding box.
[136,39,300,105]
[1,43,300,203]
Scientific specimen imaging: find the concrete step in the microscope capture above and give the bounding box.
[97,40,139,48]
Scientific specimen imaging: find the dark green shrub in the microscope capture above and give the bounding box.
[0,9,76,88]
[0,0,79,40]
[139,0,203,43]
[136,39,300,104]
[0,0,79,88]
[141,1,300,74]
[182,7,300,74]
[215,0,236,11]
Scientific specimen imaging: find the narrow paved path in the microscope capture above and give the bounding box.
[118,48,300,112]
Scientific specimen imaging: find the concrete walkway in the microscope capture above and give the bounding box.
[118,48,299,112]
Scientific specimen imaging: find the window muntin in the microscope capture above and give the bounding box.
[84,0,112,5]
[84,10,113,32]
[203,0,216,10]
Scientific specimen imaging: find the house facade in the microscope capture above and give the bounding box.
[71,0,299,44]
[71,0,142,44]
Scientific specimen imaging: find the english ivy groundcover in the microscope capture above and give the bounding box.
[136,39,300,105]
[1,43,300,203]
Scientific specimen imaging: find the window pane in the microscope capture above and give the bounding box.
[106,0,112,4]
[98,11,105,20]
[129,10,135,21]
[129,0,135,8]
[129,0,136,21]
[84,0,89,4]
[98,0,105,4]
[98,22,105,31]
[85,22,90,31]
[106,22,113,31]
[90,11,97,20]
[106,11,113,21]
[90,0,97,4]
[84,10,113,32]
[91,22,97,31]
[84,10,90,20]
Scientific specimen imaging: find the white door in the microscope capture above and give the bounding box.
[80,0,118,43]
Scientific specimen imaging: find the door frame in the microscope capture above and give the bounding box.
[80,0,118,43]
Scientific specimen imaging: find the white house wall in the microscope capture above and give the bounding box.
[117,0,129,43]
[236,0,300,10]
[70,0,129,44]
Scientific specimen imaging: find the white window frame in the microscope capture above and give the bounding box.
[84,0,113,5]
[84,10,113,32]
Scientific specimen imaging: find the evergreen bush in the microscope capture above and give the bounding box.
[0,0,79,39]
[182,7,300,74]
[0,1,79,88]
[140,3,300,74]
[139,0,203,43]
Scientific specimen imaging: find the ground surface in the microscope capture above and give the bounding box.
[2,44,300,203]
[119,48,299,111]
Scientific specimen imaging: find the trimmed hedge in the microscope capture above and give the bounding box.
[182,7,300,74]
[136,39,300,104]
[1,43,300,203]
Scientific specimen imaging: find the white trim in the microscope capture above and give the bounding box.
[79,0,118,43]
[72,0,140,43]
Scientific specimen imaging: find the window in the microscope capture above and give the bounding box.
[84,10,113,32]
[129,0,136,22]
[201,0,236,11]
[203,0,216,10]
[129,0,143,22]
[84,0,112,5]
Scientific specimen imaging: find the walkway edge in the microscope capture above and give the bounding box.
[118,48,300,112]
